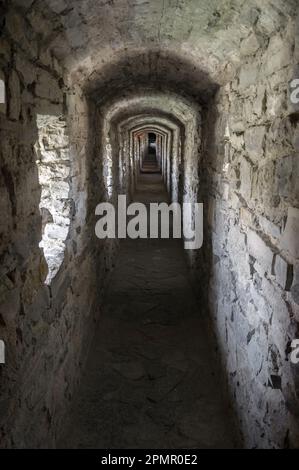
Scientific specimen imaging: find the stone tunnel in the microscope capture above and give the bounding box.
[0,0,299,449]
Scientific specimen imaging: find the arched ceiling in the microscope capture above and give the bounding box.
[119,117,180,146]
[133,129,167,139]
[114,113,177,147]
[104,92,199,127]
[11,0,297,102]
[118,114,183,134]
[84,51,218,105]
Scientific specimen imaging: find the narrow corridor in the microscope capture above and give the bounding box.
[59,174,238,449]
[141,152,160,173]
[1,0,298,450]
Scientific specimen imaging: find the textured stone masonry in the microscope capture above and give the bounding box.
[0,0,298,450]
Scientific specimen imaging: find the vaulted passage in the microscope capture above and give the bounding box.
[59,173,238,448]
[0,0,299,449]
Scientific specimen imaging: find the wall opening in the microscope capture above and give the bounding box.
[0,77,6,117]
[35,114,71,284]
[148,132,156,156]
[0,78,5,105]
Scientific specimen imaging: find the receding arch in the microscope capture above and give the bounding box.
[124,119,181,200]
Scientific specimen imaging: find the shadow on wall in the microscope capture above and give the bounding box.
[195,63,299,448]
[84,50,219,106]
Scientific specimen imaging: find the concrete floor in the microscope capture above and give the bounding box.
[58,174,239,449]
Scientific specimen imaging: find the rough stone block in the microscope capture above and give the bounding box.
[291,264,299,305]
[12,0,35,9]
[239,63,259,91]
[244,126,265,162]
[228,190,241,211]
[46,0,68,14]
[8,70,21,121]
[239,157,253,201]
[280,207,299,259]
[266,91,286,118]
[38,163,70,184]
[292,122,299,152]
[38,150,58,163]
[253,86,266,118]
[254,160,277,208]
[41,128,68,150]
[0,38,12,62]
[275,155,293,199]
[35,99,63,116]
[272,254,293,290]
[266,118,293,159]
[45,223,69,240]
[230,133,244,152]
[264,35,293,76]
[230,120,245,134]
[5,12,38,59]
[222,182,229,201]
[207,197,215,228]
[35,71,62,104]
[258,215,281,240]
[240,33,260,57]
[15,54,37,85]
[240,207,252,227]
[247,326,268,385]
[27,10,51,36]
[228,223,246,253]
[291,282,299,305]
[53,57,63,76]
[50,180,69,199]
[39,48,53,68]
[256,9,282,36]
[247,229,274,273]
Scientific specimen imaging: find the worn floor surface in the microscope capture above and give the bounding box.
[58,174,239,449]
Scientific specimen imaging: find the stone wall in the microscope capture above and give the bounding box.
[1,0,298,450]
[200,15,299,448]
[0,8,112,448]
